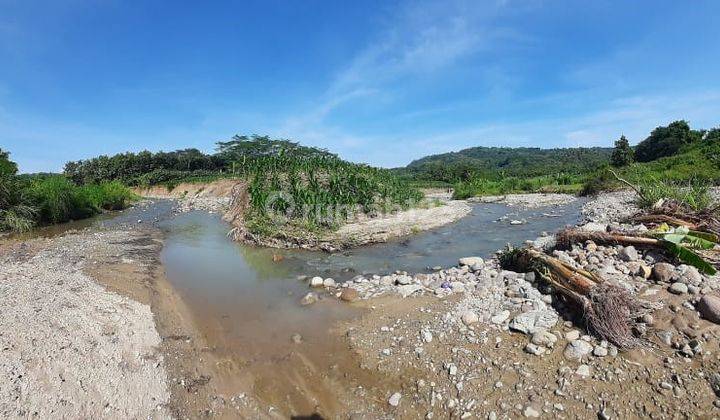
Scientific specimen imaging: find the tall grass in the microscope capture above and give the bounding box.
[635,178,712,211]
[0,175,137,231]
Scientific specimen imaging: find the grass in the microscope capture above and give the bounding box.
[452,173,585,199]
[634,178,713,211]
[1,175,138,232]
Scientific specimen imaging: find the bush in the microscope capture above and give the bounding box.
[83,181,138,210]
[28,176,96,224]
[27,176,137,225]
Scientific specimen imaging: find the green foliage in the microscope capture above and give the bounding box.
[583,130,720,197]
[610,135,634,167]
[1,149,137,232]
[635,178,712,211]
[401,146,612,184]
[634,120,702,162]
[28,176,97,224]
[0,149,37,232]
[242,154,423,234]
[216,134,334,162]
[64,148,226,186]
[453,173,584,199]
[0,148,18,177]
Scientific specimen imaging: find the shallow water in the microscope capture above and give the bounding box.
[157,200,584,363]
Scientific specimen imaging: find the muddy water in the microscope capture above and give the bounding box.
[157,200,585,416]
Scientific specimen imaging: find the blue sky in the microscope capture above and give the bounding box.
[2,0,719,172]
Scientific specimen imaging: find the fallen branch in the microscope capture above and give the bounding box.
[500,247,655,349]
[557,227,718,275]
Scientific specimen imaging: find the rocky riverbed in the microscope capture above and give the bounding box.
[5,190,720,418]
[299,191,720,418]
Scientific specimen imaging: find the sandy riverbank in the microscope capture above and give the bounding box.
[0,229,172,418]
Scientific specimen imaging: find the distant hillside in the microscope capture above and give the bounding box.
[401,146,613,183]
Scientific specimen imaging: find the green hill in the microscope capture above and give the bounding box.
[401,146,612,184]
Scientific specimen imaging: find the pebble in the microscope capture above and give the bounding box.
[300,292,317,306]
[388,392,402,407]
[523,406,540,417]
[619,245,638,262]
[490,310,510,325]
[575,364,591,378]
[340,288,359,302]
[461,310,479,325]
[593,346,608,357]
[565,330,581,341]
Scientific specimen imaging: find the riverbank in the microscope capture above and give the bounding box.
[5,189,720,418]
[0,228,172,418]
[304,189,720,418]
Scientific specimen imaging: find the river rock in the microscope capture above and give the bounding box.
[669,282,688,295]
[323,278,336,287]
[395,275,412,285]
[309,276,324,287]
[565,330,580,341]
[458,257,484,267]
[619,246,638,262]
[531,329,557,348]
[509,310,559,335]
[593,345,608,357]
[579,222,607,232]
[575,364,592,378]
[652,263,675,283]
[300,292,318,306]
[461,310,479,325]
[397,284,423,298]
[523,406,540,418]
[564,339,593,360]
[340,288,360,302]
[697,295,720,324]
[491,310,511,325]
[388,392,402,407]
[680,266,703,286]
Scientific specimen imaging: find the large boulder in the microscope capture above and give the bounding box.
[697,295,720,324]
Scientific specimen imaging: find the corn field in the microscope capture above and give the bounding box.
[236,153,423,231]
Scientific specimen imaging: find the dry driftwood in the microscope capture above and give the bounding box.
[556,228,661,250]
[501,248,656,349]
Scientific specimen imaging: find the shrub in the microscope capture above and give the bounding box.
[28,176,96,224]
